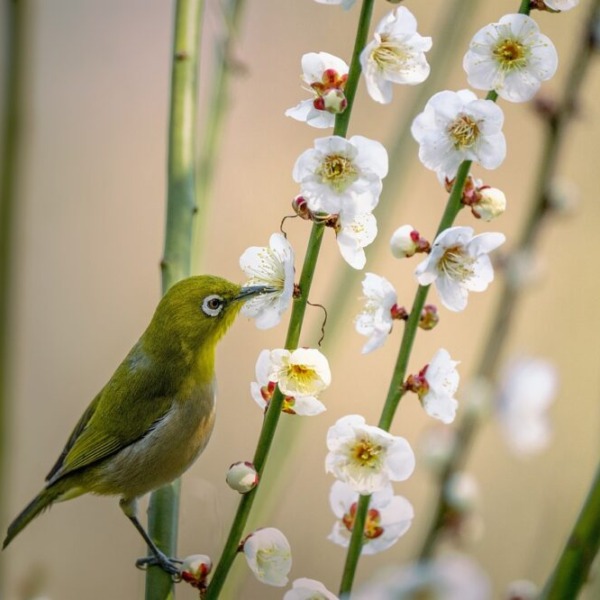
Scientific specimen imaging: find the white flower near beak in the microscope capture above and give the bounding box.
[240,233,295,329]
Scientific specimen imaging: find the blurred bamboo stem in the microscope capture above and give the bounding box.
[193,0,246,270]
[0,0,26,594]
[146,1,204,598]
[540,460,600,599]
[417,0,599,562]
[205,3,375,597]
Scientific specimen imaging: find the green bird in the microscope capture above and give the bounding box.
[3,275,270,574]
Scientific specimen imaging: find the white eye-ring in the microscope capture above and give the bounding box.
[202,294,225,317]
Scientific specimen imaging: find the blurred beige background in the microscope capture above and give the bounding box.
[1,1,599,599]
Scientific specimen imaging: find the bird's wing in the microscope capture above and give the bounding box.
[46,359,176,484]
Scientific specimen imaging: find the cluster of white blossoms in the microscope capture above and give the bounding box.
[285,6,431,269]
[324,415,416,555]
[251,348,331,416]
[236,1,571,594]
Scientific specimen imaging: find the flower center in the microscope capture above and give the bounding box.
[438,245,475,282]
[342,503,384,540]
[352,437,383,468]
[371,36,409,72]
[448,115,481,149]
[285,363,317,395]
[317,154,358,192]
[493,38,528,71]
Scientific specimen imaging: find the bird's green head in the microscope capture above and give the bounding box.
[143,275,271,367]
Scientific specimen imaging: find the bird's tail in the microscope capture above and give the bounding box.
[3,484,66,549]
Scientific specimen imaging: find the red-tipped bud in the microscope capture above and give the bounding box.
[292,195,312,220]
[181,554,212,590]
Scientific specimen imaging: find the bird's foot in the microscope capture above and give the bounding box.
[136,552,183,580]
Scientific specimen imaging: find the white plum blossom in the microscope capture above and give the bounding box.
[240,233,294,329]
[419,348,460,424]
[464,14,558,103]
[360,7,432,104]
[325,414,415,494]
[336,210,378,270]
[411,89,506,180]
[269,348,331,396]
[243,527,292,587]
[328,481,414,555]
[285,52,349,129]
[352,554,491,600]
[251,349,328,416]
[355,273,398,354]
[390,224,419,258]
[545,0,579,11]
[284,578,338,600]
[293,135,388,217]
[496,357,558,455]
[415,226,505,312]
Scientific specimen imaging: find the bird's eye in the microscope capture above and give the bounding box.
[201,294,225,317]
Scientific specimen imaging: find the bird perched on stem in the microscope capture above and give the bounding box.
[3,275,271,574]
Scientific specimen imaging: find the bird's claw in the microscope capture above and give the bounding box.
[136,554,182,581]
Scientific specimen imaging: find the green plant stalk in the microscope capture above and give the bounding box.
[540,460,600,599]
[205,3,375,596]
[418,0,599,561]
[146,1,204,598]
[338,160,471,596]
[0,1,26,595]
[193,0,246,270]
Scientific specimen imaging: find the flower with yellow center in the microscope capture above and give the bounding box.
[325,414,415,494]
[411,89,506,181]
[268,348,331,398]
[415,226,505,312]
[464,14,558,103]
[360,6,432,104]
[328,480,414,555]
[293,135,388,217]
[243,527,292,587]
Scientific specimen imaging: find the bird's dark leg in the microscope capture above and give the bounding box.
[119,498,182,578]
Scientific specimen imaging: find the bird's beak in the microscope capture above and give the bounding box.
[235,285,276,301]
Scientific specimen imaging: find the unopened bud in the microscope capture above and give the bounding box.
[472,186,506,221]
[226,461,259,494]
[390,224,427,258]
[419,304,439,330]
[181,554,212,590]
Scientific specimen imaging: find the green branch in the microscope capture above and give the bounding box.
[146,1,204,598]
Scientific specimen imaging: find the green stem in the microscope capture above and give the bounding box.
[146,1,204,598]
[540,461,600,599]
[333,0,374,138]
[338,161,471,597]
[417,0,599,561]
[206,2,377,595]
[0,1,27,595]
[193,0,246,270]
